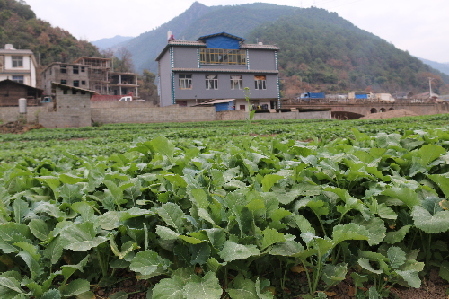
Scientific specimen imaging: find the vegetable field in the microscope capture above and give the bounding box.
[1,115,449,299]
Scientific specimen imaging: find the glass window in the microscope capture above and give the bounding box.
[206,75,218,90]
[73,66,79,74]
[60,79,66,84]
[231,75,242,90]
[12,75,23,84]
[73,80,79,87]
[254,75,267,90]
[179,74,192,89]
[12,56,23,67]
[60,65,67,73]
[200,48,246,65]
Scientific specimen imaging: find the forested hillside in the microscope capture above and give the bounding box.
[119,2,448,96]
[0,0,100,66]
[246,7,449,96]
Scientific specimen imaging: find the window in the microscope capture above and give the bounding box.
[81,66,85,72]
[254,75,267,90]
[206,75,218,90]
[230,75,242,90]
[179,74,192,89]
[12,56,23,67]
[61,79,66,84]
[200,48,246,65]
[60,65,67,73]
[12,75,23,84]
[81,81,86,85]
[73,66,79,74]
[73,80,79,87]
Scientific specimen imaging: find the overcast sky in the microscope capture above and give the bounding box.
[24,0,448,63]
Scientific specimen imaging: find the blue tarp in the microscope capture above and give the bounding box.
[205,35,240,49]
[355,94,368,99]
[215,101,234,112]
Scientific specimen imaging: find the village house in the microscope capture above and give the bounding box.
[0,44,38,87]
[41,57,139,99]
[0,79,42,106]
[156,32,280,110]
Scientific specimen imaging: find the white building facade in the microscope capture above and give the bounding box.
[0,44,38,87]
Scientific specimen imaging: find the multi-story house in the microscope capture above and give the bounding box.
[156,32,280,110]
[0,44,38,87]
[41,57,138,98]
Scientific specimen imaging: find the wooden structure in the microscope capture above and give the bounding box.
[0,79,42,106]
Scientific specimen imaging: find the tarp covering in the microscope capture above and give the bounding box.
[205,35,240,49]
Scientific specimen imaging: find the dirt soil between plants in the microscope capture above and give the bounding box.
[0,120,43,134]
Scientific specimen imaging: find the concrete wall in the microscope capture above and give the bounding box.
[38,88,92,128]
[216,110,331,121]
[0,106,41,123]
[91,103,216,123]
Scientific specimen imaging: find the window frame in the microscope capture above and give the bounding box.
[12,75,24,84]
[179,74,192,90]
[206,74,218,90]
[230,75,242,90]
[254,75,267,90]
[200,48,246,65]
[12,56,23,67]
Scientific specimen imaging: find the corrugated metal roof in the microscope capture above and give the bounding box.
[51,83,96,94]
[172,68,278,74]
[198,99,235,105]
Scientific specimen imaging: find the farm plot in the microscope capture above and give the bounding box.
[0,115,449,298]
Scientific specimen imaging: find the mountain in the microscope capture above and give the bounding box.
[122,2,299,73]
[419,58,449,76]
[120,2,448,95]
[0,0,100,66]
[91,35,134,50]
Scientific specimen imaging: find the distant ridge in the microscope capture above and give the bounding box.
[419,58,449,76]
[92,35,134,50]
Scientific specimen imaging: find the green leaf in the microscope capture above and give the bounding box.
[219,241,260,262]
[28,218,49,241]
[260,228,285,251]
[130,250,171,278]
[109,291,129,299]
[261,174,284,192]
[150,136,175,157]
[382,188,419,208]
[411,206,449,233]
[384,225,411,244]
[438,261,449,282]
[40,289,61,299]
[387,247,406,269]
[12,198,29,224]
[60,278,90,297]
[227,274,258,299]
[358,258,383,274]
[0,276,25,295]
[395,270,421,288]
[332,223,369,245]
[416,144,445,166]
[152,269,194,299]
[353,216,386,246]
[183,272,222,299]
[270,241,304,256]
[59,222,107,251]
[322,263,348,287]
[59,173,84,184]
[154,203,185,233]
[428,174,449,198]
